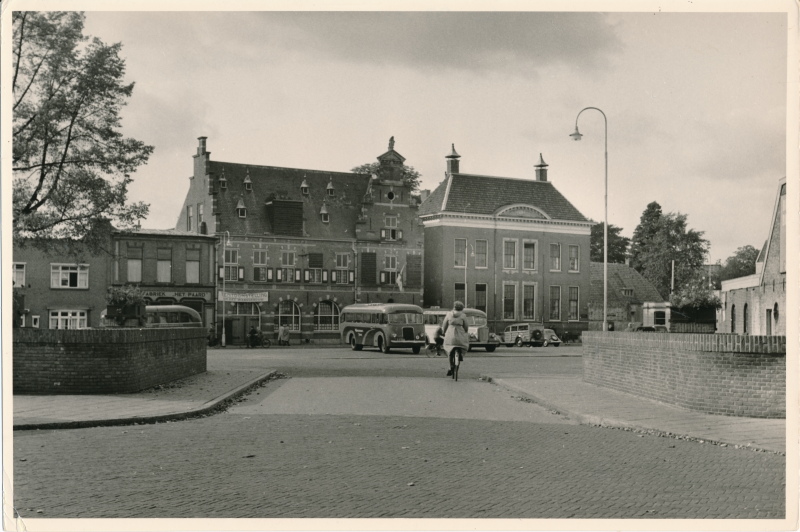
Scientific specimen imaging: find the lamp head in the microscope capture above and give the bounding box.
[569,126,583,141]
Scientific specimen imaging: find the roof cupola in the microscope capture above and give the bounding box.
[534,153,548,182]
[445,144,461,174]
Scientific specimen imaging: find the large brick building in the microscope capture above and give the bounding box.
[174,137,424,345]
[419,148,592,337]
[12,229,216,330]
[717,177,786,335]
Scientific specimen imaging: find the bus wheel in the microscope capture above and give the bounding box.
[350,335,362,351]
[485,345,496,353]
[379,336,391,354]
[515,337,523,347]
[412,346,421,354]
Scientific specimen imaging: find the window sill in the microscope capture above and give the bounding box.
[549,270,562,273]
[568,270,580,274]
[50,287,89,290]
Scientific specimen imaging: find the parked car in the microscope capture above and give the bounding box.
[503,323,560,347]
[423,307,500,352]
[541,329,562,347]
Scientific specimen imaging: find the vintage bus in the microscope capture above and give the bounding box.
[423,307,500,352]
[340,303,426,353]
[142,305,204,328]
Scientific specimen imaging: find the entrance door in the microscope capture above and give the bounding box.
[766,309,772,336]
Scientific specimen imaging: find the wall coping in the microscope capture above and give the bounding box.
[13,328,206,344]
[582,331,785,355]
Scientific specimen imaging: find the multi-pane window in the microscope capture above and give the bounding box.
[454,239,467,268]
[503,284,516,320]
[279,300,301,330]
[197,204,204,225]
[475,284,487,312]
[523,284,536,320]
[654,311,666,326]
[336,253,349,269]
[568,245,579,272]
[224,249,239,281]
[305,252,323,284]
[186,249,201,284]
[454,283,465,303]
[385,256,397,270]
[12,263,26,287]
[382,255,398,285]
[127,247,142,283]
[523,242,537,270]
[306,269,323,283]
[157,249,172,283]
[382,218,402,241]
[234,303,259,315]
[550,244,561,271]
[50,264,89,289]
[187,205,193,231]
[504,241,516,270]
[385,216,398,228]
[49,310,87,329]
[549,286,561,321]
[253,250,268,281]
[280,251,296,283]
[475,240,488,268]
[568,287,579,321]
[314,301,340,331]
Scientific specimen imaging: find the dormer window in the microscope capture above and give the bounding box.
[219,170,227,189]
[320,203,329,223]
[301,178,309,195]
[236,197,246,218]
[327,180,335,197]
[621,288,633,297]
[243,170,252,191]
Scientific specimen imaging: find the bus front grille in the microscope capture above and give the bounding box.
[403,327,415,340]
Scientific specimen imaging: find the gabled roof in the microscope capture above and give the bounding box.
[589,262,664,306]
[210,161,369,237]
[418,172,588,222]
[758,177,787,285]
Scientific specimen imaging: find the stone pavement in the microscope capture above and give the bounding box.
[486,374,786,453]
[13,369,277,430]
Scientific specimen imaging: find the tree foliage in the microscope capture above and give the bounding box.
[629,203,710,299]
[12,12,152,251]
[589,222,630,263]
[718,245,760,282]
[351,162,422,192]
[669,271,722,310]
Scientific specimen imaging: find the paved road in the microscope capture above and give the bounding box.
[12,347,785,519]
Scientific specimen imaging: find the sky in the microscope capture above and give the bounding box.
[77,6,789,263]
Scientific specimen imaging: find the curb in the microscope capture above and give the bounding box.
[13,370,279,432]
[484,375,784,454]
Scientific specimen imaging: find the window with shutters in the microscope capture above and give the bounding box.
[253,250,268,281]
[50,264,89,289]
[281,251,296,283]
[224,249,238,281]
[186,249,201,284]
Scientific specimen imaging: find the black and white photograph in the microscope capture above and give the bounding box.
[3,0,798,528]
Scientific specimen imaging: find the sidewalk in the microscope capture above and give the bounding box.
[13,369,277,431]
[485,374,786,453]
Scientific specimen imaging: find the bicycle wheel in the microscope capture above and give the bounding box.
[453,349,460,381]
[262,337,271,349]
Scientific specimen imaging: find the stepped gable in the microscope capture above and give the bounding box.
[589,262,664,306]
[210,161,370,237]
[421,173,588,222]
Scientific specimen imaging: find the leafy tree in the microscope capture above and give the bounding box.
[589,222,630,263]
[351,162,422,192]
[669,271,722,310]
[632,210,710,299]
[629,201,663,272]
[718,245,760,282]
[12,12,152,251]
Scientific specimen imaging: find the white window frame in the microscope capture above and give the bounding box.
[197,203,204,225]
[568,245,580,273]
[522,282,537,320]
[282,251,296,267]
[474,283,488,312]
[186,248,201,284]
[522,240,538,271]
[454,238,467,269]
[253,250,268,266]
[454,282,466,303]
[307,268,323,284]
[49,310,88,330]
[224,249,239,282]
[385,215,398,228]
[336,269,349,284]
[187,205,194,231]
[385,255,397,271]
[321,213,330,223]
[31,315,40,328]
[502,282,517,321]
[156,249,172,283]
[314,300,340,331]
[550,243,561,272]
[50,264,89,289]
[549,285,562,321]
[503,239,518,270]
[238,208,247,218]
[12,263,26,287]
[336,253,350,269]
[474,240,488,269]
[568,286,580,321]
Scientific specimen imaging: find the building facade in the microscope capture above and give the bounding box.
[12,229,216,330]
[717,177,786,335]
[174,137,424,345]
[419,148,592,337]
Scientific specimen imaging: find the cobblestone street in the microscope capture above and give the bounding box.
[12,348,786,519]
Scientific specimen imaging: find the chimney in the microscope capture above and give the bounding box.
[625,257,630,267]
[419,189,431,203]
[446,144,461,174]
[534,153,548,181]
[197,136,207,155]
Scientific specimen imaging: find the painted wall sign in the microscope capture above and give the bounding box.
[220,291,270,302]
[141,290,211,301]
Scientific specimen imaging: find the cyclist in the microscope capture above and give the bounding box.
[441,301,470,377]
[247,326,259,348]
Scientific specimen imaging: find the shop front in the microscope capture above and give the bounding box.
[140,289,214,328]
[219,291,270,345]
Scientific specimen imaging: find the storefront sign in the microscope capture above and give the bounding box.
[220,291,270,303]
[141,290,211,302]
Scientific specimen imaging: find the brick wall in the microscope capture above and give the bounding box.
[582,332,785,418]
[13,328,207,395]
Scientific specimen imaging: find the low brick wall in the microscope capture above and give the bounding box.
[582,332,785,418]
[13,328,207,395]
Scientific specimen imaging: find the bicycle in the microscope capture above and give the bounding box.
[449,347,463,381]
[248,332,271,349]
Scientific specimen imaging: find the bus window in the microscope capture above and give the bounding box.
[389,312,422,324]
[468,316,487,326]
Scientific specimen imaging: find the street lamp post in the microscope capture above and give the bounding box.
[570,107,608,332]
[220,231,232,347]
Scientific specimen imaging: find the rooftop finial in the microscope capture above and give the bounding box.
[388,136,395,151]
[446,144,461,159]
[535,153,548,167]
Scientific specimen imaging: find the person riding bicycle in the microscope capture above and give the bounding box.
[247,326,259,348]
[441,301,470,377]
